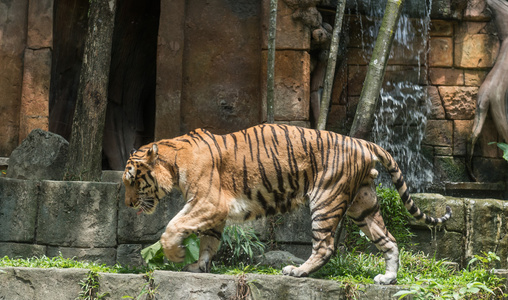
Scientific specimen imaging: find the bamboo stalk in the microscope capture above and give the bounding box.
[266,0,278,124]
[349,0,405,139]
[316,0,347,131]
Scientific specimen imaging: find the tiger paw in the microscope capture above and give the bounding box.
[373,273,397,285]
[282,265,308,277]
[183,262,204,273]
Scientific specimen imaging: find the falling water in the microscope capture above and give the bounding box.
[350,0,434,191]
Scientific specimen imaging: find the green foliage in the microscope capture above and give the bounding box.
[342,184,414,251]
[489,142,508,162]
[77,271,108,300]
[0,254,117,273]
[140,234,200,270]
[215,225,266,267]
[122,271,159,300]
[394,251,504,299]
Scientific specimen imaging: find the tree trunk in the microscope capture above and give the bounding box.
[266,0,278,124]
[316,0,347,131]
[467,0,508,180]
[349,0,405,139]
[64,0,117,181]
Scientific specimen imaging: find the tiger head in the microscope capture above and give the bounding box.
[123,143,170,215]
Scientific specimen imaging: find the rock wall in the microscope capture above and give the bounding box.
[1,175,508,269]
[0,267,411,300]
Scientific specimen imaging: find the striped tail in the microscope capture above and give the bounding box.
[374,145,452,226]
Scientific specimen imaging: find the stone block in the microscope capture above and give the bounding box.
[0,242,46,258]
[19,49,51,141]
[153,271,237,299]
[118,189,185,244]
[424,120,453,147]
[46,246,117,265]
[429,68,464,86]
[326,104,348,135]
[27,0,53,48]
[274,205,312,243]
[261,0,310,50]
[116,244,146,267]
[277,243,312,261]
[0,267,88,300]
[411,194,464,232]
[453,120,473,156]
[36,181,120,247]
[429,37,453,67]
[0,178,39,242]
[247,273,343,299]
[465,199,508,266]
[408,229,463,264]
[7,129,68,180]
[261,50,310,121]
[98,273,148,300]
[347,65,366,96]
[464,70,488,86]
[454,22,499,68]
[429,19,454,36]
[433,156,470,183]
[439,86,478,120]
[101,170,123,183]
[435,146,453,156]
[427,86,445,119]
[471,157,508,183]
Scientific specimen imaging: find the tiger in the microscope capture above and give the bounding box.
[123,124,451,284]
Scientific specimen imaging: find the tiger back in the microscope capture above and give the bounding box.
[123,124,451,284]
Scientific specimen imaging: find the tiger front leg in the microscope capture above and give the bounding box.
[183,224,225,273]
[348,184,399,285]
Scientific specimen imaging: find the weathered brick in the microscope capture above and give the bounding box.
[424,120,453,147]
[429,19,454,36]
[427,86,446,119]
[454,22,499,68]
[439,86,478,120]
[429,68,464,86]
[464,70,488,86]
[27,0,53,48]
[453,120,473,156]
[261,50,310,121]
[429,37,453,67]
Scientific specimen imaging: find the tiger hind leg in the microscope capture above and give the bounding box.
[282,195,347,277]
[183,223,225,273]
[347,183,399,285]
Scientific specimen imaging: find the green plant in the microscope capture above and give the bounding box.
[215,225,266,267]
[394,251,504,299]
[489,142,508,161]
[140,234,200,270]
[122,271,159,300]
[77,271,107,300]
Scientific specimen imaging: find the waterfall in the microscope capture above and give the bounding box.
[349,0,434,191]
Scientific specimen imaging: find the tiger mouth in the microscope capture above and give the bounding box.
[134,197,157,215]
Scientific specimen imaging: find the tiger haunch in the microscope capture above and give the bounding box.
[123,124,451,284]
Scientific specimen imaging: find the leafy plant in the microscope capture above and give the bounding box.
[489,142,508,161]
[215,225,266,267]
[122,271,159,300]
[77,271,107,300]
[141,234,200,269]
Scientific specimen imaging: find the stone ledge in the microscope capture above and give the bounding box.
[0,267,412,300]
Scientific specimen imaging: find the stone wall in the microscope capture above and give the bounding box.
[1,175,508,270]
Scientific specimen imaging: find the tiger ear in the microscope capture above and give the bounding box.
[130,148,137,155]
[146,144,158,164]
